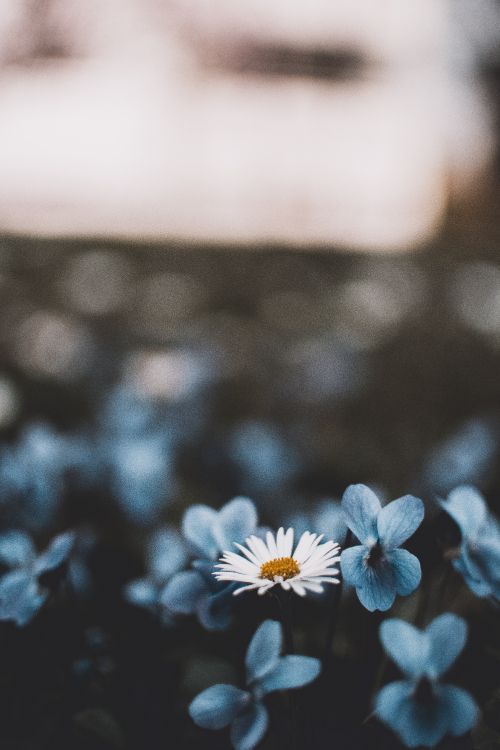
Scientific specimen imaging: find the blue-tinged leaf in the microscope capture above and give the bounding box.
[379,620,429,679]
[182,505,219,559]
[377,496,424,549]
[245,620,282,683]
[189,684,250,729]
[425,614,467,679]
[230,703,269,750]
[258,655,320,696]
[160,571,206,614]
[341,484,380,544]
[386,549,422,596]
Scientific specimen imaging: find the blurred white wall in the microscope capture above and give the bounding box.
[0,0,494,251]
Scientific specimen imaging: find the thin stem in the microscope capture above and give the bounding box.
[272,589,295,653]
[322,530,350,667]
[271,589,297,750]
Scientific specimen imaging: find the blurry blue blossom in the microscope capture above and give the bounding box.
[189,619,320,750]
[440,485,500,600]
[0,423,76,528]
[107,432,174,525]
[124,526,189,623]
[340,485,424,611]
[0,529,75,625]
[97,386,179,525]
[162,497,258,630]
[227,421,300,496]
[423,419,497,493]
[375,614,478,747]
[286,499,347,544]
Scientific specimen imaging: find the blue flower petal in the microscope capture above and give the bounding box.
[340,545,367,587]
[425,614,467,679]
[379,620,429,679]
[214,497,258,552]
[374,680,414,739]
[189,684,251,729]
[341,484,381,544]
[160,571,207,614]
[197,585,235,631]
[34,531,75,574]
[378,683,449,747]
[182,505,219,559]
[437,684,479,736]
[377,496,424,549]
[314,500,347,543]
[440,486,487,541]
[0,569,47,626]
[453,556,492,597]
[124,578,158,608]
[245,620,282,684]
[0,531,36,568]
[386,549,421,595]
[148,528,188,583]
[355,563,396,612]
[230,703,269,750]
[258,655,320,696]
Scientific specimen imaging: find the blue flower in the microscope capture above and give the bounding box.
[286,499,347,545]
[375,614,479,747]
[340,484,424,611]
[189,619,321,750]
[439,485,500,600]
[124,526,189,623]
[227,420,300,496]
[0,529,75,625]
[0,423,79,529]
[423,419,497,493]
[161,497,259,630]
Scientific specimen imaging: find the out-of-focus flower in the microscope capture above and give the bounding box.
[189,619,320,750]
[0,423,80,528]
[0,529,75,625]
[286,499,347,544]
[423,419,497,493]
[227,420,301,496]
[375,614,478,747]
[439,485,500,600]
[161,497,258,630]
[98,386,178,525]
[124,526,189,623]
[215,527,341,597]
[340,484,424,611]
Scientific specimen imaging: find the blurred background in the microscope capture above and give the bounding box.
[0,1,500,749]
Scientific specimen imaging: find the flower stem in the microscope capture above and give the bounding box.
[322,530,350,667]
[272,589,298,750]
[272,589,295,654]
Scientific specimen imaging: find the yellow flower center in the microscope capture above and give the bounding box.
[260,557,300,581]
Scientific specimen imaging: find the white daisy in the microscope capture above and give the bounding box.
[214,527,341,597]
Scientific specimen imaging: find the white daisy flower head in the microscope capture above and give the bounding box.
[214,527,341,597]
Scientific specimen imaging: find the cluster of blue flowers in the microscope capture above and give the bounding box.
[0,403,498,750]
[119,482,500,749]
